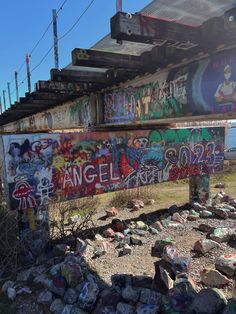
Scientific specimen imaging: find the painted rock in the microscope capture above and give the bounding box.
[121,285,139,302]
[200,268,230,287]
[194,239,220,254]
[78,281,99,312]
[105,207,118,217]
[189,288,227,314]
[215,253,236,277]
[116,302,135,314]
[209,228,231,243]
[61,262,83,288]
[103,228,115,238]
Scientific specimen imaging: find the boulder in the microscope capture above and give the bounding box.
[172,256,191,275]
[139,288,162,305]
[162,244,178,263]
[121,285,139,302]
[1,281,15,292]
[188,288,227,314]
[17,268,32,282]
[159,266,174,290]
[92,288,121,314]
[37,289,53,304]
[112,219,125,233]
[50,298,64,314]
[215,253,236,277]
[200,210,214,218]
[49,276,67,297]
[116,302,135,314]
[64,288,78,304]
[198,223,214,233]
[61,261,84,287]
[188,210,200,221]
[105,207,118,217]
[152,237,173,256]
[114,232,125,241]
[7,287,16,301]
[136,304,160,314]
[192,202,206,211]
[222,300,236,314]
[130,235,143,246]
[122,244,132,255]
[209,228,231,243]
[78,282,100,312]
[103,228,115,238]
[153,259,176,293]
[127,199,144,209]
[172,212,186,224]
[210,207,229,219]
[168,277,197,312]
[200,268,230,287]
[150,221,163,231]
[194,239,220,255]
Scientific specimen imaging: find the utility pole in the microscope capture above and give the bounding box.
[26,53,31,93]
[0,96,2,114]
[52,9,59,69]
[2,90,6,111]
[116,0,122,12]
[116,0,123,44]
[15,71,19,102]
[7,82,11,107]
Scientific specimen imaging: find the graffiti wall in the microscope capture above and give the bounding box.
[2,95,97,133]
[103,47,236,124]
[2,127,224,210]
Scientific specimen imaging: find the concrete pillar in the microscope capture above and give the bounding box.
[189,174,210,204]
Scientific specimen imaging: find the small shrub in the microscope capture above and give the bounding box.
[49,197,98,241]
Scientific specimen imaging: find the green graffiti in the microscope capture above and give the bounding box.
[148,128,214,147]
[69,97,91,126]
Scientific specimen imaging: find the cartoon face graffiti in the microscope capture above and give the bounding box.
[13,181,36,209]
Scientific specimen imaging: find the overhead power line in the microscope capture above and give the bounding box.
[8,0,96,101]
[6,0,70,96]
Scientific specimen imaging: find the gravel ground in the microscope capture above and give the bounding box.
[86,204,236,298]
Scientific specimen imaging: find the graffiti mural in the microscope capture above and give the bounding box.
[2,127,224,210]
[103,47,236,124]
[103,79,186,124]
[1,96,96,133]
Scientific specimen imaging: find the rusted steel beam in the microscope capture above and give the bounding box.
[72,48,143,69]
[36,80,83,93]
[111,12,201,46]
[50,68,112,84]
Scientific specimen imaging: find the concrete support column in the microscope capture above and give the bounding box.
[189,174,210,204]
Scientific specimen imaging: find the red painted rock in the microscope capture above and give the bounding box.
[215,253,236,277]
[194,239,220,255]
[103,228,115,238]
[112,219,125,233]
[200,268,230,287]
[172,213,186,224]
[127,199,144,209]
[105,207,118,217]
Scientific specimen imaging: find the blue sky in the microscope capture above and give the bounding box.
[0,0,151,109]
